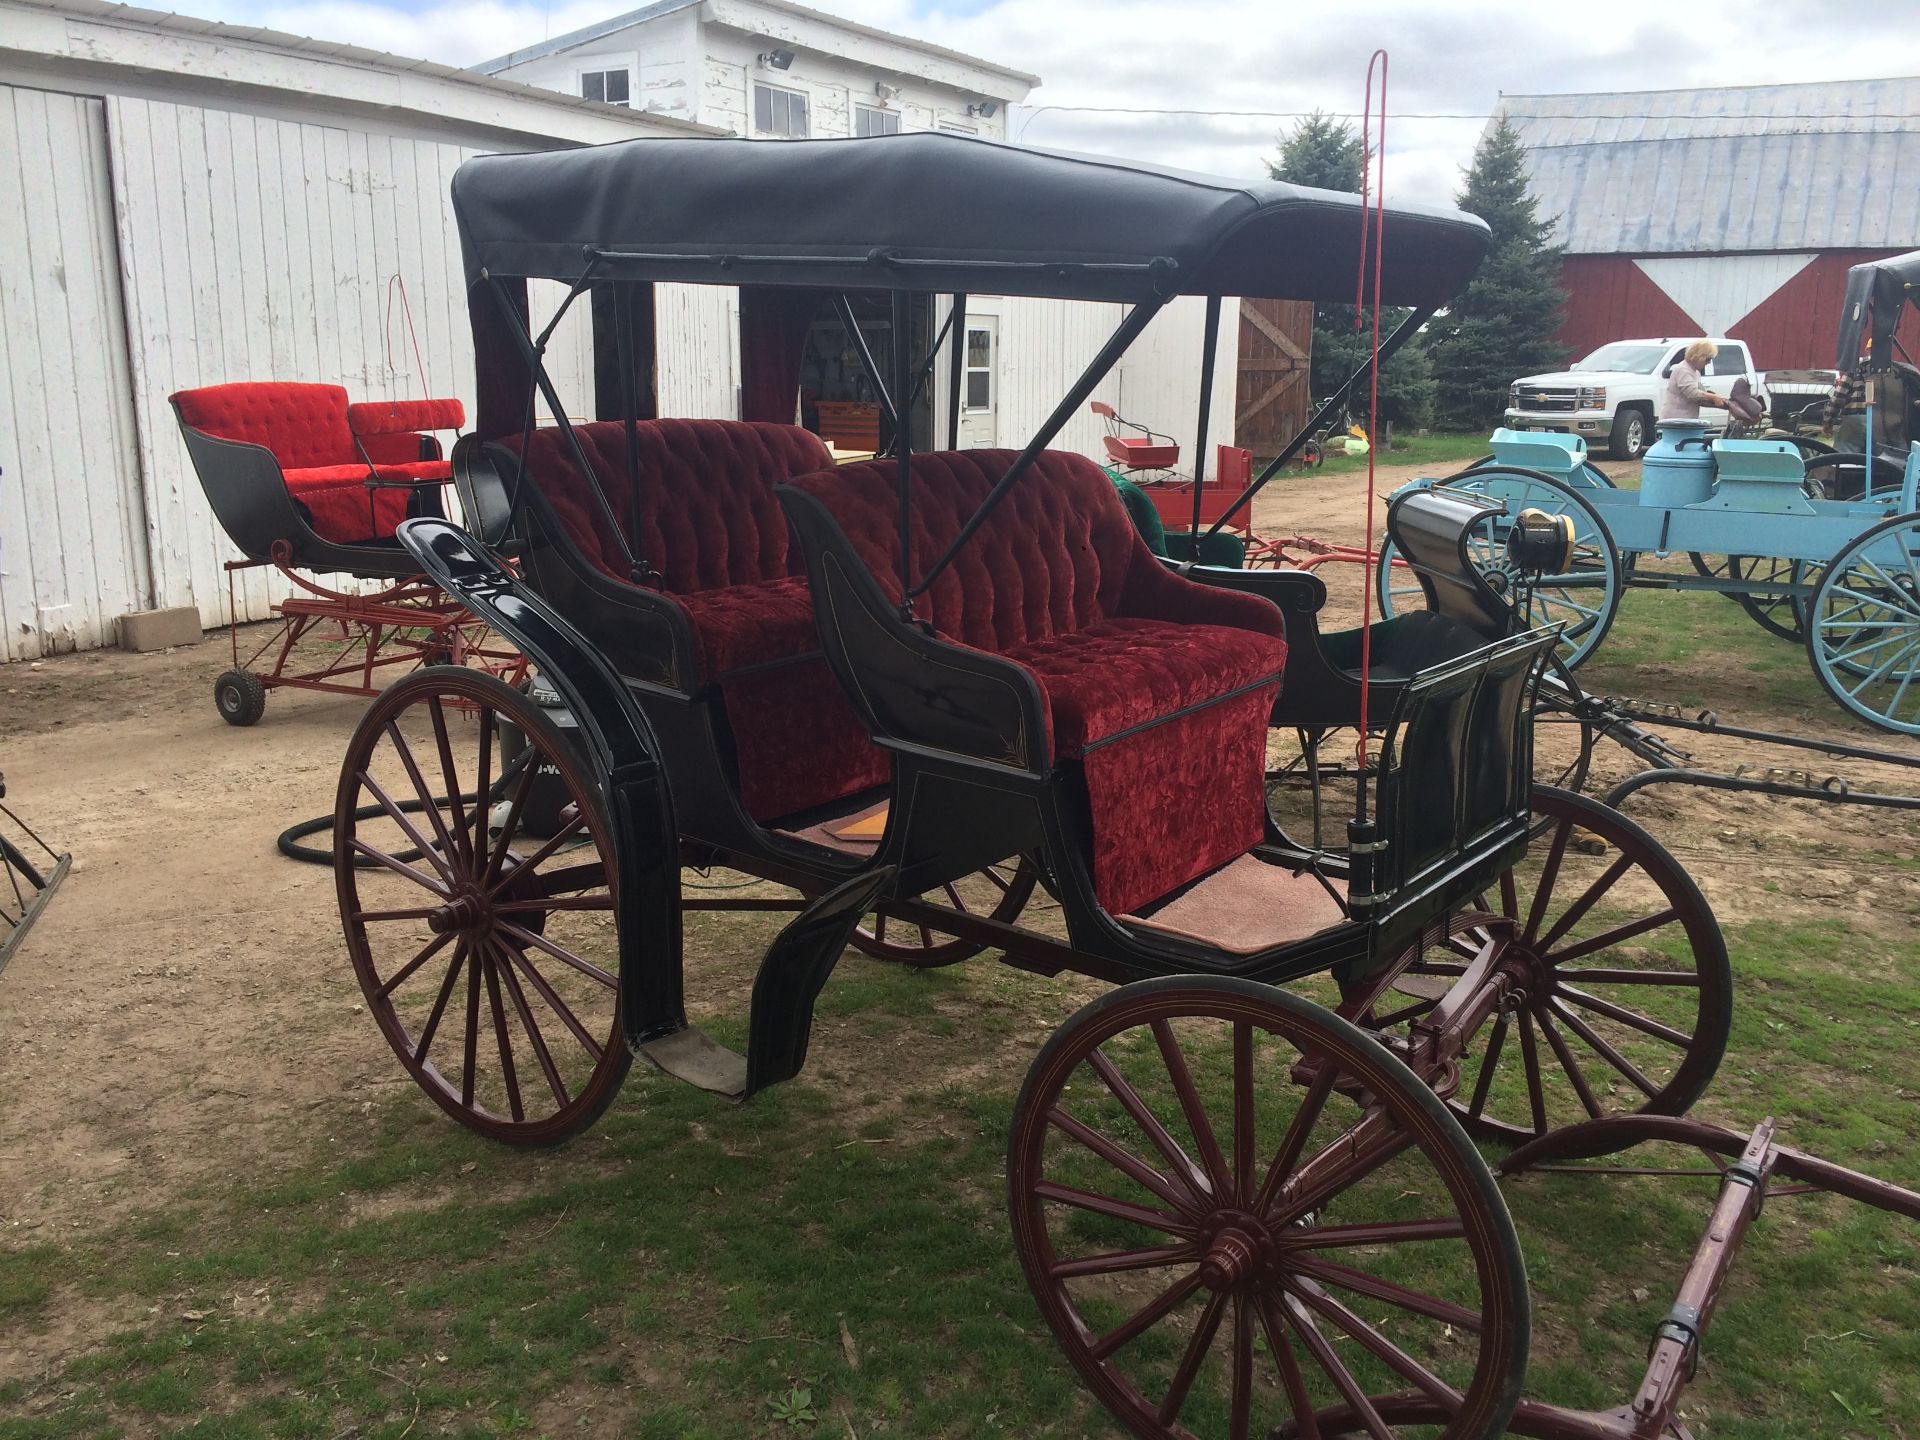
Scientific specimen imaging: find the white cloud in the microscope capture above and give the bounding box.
[166,0,1920,202]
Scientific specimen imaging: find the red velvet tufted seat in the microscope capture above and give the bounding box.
[171,382,451,544]
[502,419,889,823]
[787,449,1289,915]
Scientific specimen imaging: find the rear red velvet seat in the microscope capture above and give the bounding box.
[786,449,1288,914]
[502,420,889,823]
[171,382,451,545]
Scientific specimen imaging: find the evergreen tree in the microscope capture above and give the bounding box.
[1427,116,1569,430]
[1267,113,1435,432]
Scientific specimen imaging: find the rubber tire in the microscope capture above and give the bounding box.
[215,669,267,727]
[1607,407,1649,462]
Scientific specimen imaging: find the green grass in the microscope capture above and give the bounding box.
[1292,430,1492,477]
[4,904,1918,1438]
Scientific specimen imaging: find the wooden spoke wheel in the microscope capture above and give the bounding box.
[1380,786,1731,1149]
[849,858,1037,968]
[1805,513,1920,736]
[1010,975,1528,1440]
[1687,552,1818,643]
[336,668,628,1146]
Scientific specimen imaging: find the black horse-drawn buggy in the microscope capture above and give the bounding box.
[329,134,1916,1438]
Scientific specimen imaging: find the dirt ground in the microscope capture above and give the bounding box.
[2,454,1917,1259]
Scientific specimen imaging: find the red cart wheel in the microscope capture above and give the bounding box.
[1010,975,1528,1440]
[849,857,1037,968]
[1382,786,1731,1148]
[336,668,628,1145]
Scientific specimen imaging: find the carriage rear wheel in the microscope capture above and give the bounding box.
[1805,512,1920,736]
[1010,975,1528,1440]
[1380,786,1731,1148]
[336,668,628,1145]
[849,858,1038,967]
[1686,552,1818,643]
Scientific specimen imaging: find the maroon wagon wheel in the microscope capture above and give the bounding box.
[1384,785,1731,1149]
[1010,975,1528,1440]
[335,668,628,1146]
[849,857,1038,968]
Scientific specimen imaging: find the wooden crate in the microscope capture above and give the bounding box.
[816,401,883,453]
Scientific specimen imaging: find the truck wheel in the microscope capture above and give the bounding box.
[1607,406,1648,461]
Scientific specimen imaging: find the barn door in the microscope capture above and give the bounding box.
[1235,298,1312,460]
[0,87,149,659]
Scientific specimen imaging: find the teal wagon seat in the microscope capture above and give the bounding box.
[779,448,1290,916]
[486,419,890,825]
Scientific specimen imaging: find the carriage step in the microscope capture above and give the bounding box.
[637,1026,749,1101]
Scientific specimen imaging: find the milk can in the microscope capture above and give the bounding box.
[1639,421,1716,507]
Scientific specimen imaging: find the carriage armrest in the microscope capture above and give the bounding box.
[776,484,1053,774]
[1163,561,1328,616]
[1116,552,1293,636]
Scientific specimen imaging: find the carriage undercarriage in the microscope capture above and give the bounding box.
[315,132,1917,1438]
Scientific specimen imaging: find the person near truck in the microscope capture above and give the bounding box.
[1659,340,1729,421]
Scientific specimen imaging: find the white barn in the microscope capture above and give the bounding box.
[0,0,710,661]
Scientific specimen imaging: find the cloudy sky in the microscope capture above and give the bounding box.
[165,0,1920,202]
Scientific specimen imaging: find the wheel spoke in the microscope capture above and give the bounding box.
[1536,853,1634,951]
[375,929,455,1000]
[1233,1022,1255,1206]
[355,905,446,924]
[382,722,465,875]
[357,770,455,884]
[473,707,495,847]
[1287,1217,1468,1250]
[1270,1116,1414,1228]
[486,813,587,897]
[1089,1267,1205,1361]
[1537,1009,1603,1118]
[1048,1106,1202,1216]
[349,837,450,899]
[1033,1180,1196,1239]
[503,862,608,902]
[1151,1019,1234,1197]
[1050,1242,1198,1281]
[1523,819,1573,941]
[1084,1047,1214,1208]
[412,941,468,1064]
[482,947,525,1123]
[1155,1287,1228,1426]
[1288,1277,1462,1413]
[460,940,483,1106]
[498,921,617,990]
[496,942,573,1107]
[1465,1011,1509,1121]
[1257,1293,1323,1440]
[1228,1292,1254,1440]
[1545,907,1681,965]
[1553,965,1699,987]
[505,947,607,1060]
[1280,1291,1396,1440]
[427,696,475,870]
[1289,1254,1483,1331]
[1518,1011,1549,1135]
[1559,985,1692,1046]
[483,756,542,888]
[1548,998,1659,1098]
[1252,1064,1336,1215]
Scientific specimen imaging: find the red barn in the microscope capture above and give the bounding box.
[1501,78,1920,371]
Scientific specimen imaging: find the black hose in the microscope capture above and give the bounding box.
[277,748,534,867]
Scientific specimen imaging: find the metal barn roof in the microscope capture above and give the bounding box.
[1499,76,1920,256]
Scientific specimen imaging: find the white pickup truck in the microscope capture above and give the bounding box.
[1505,338,1768,461]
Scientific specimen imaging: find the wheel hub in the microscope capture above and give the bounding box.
[428,886,493,938]
[1196,1209,1283,1292]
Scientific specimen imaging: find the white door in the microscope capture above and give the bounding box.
[959,318,998,448]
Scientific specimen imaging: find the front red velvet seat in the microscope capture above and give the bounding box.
[787,449,1288,915]
[502,420,889,823]
[171,382,443,544]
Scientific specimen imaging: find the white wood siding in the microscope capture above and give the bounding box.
[0,85,147,660]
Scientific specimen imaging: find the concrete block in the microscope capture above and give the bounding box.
[118,607,203,652]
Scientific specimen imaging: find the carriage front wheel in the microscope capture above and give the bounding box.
[1805,511,1920,736]
[1010,975,1528,1440]
[335,667,629,1145]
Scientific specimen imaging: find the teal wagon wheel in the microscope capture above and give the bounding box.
[1009,975,1528,1440]
[1376,470,1622,669]
[335,667,629,1145]
[1805,511,1920,735]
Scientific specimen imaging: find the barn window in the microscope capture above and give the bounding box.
[754,84,810,138]
[855,105,900,137]
[581,68,631,106]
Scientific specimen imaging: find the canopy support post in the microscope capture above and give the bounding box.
[1188,294,1222,541]
[945,294,968,449]
[1205,304,1432,538]
[613,282,642,540]
[892,287,915,615]
[910,298,1168,601]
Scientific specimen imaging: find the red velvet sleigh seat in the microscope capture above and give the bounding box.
[171,383,454,546]
[501,419,889,823]
[785,449,1289,915]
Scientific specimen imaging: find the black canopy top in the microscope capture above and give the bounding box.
[1836,248,1920,370]
[452,132,1490,307]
